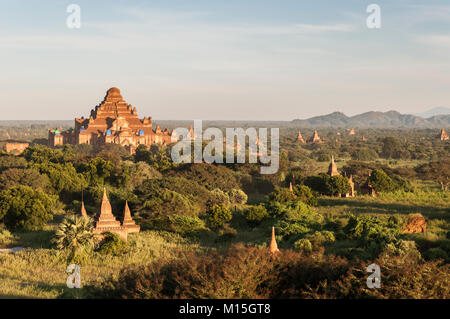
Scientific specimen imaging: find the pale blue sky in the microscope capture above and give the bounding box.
[0,0,449,120]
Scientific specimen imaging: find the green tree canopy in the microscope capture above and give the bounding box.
[0,186,56,231]
[207,204,232,230]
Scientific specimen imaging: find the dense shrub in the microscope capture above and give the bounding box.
[305,231,336,248]
[0,168,51,192]
[423,248,448,262]
[206,189,230,209]
[135,177,211,214]
[167,215,207,235]
[207,204,232,230]
[0,224,17,247]
[216,225,238,243]
[0,186,56,231]
[305,173,350,196]
[228,189,248,205]
[294,239,312,254]
[308,256,450,299]
[369,169,396,192]
[351,148,378,161]
[96,232,127,256]
[245,205,269,227]
[90,245,352,299]
[208,204,233,229]
[32,162,87,195]
[170,163,239,191]
[274,202,324,240]
[266,186,296,205]
[293,185,318,206]
[0,155,28,173]
[342,215,402,259]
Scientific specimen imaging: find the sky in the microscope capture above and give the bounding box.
[0,0,449,121]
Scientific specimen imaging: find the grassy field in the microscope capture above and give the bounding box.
[0,230,200,298]
[0,186,448,299]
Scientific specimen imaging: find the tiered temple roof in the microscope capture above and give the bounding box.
[327,155,340,176]
[89,188,140,240]
[48,87,176,153]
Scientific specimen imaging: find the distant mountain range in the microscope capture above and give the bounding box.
[292,110,450,128]
[414,107,450,118]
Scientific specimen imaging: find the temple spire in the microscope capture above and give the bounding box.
[81,200,87,217]
[96,188,115,221]
[327,155,340,176]
[121,200,140,233]
[80,190,87,216]
[122,201,132,222]
[269,227,279,254]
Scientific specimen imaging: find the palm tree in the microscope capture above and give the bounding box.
[52,215,95,263]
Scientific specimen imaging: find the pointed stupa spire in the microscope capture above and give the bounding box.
[122,200,132,222]
[269,227,279,253]
[327,155,340,176]
[121,200,140,233]
[307,129,322,143]
[80,190,87,216]
[297,131,305,143]
[100,188,111,215]
[81,200,87,217]
[95,188,116,221]
[289,182,293,192]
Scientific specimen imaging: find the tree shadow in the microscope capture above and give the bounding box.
[14,229,55,249]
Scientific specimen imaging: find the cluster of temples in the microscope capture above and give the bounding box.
[48,87,177,154]
[81,188,140,240]
[297,129,323,144]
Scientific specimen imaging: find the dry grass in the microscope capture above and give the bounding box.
[0,230,200,298]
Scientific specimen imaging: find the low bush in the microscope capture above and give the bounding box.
[245,205,268,227]
[207,204,232,230]
[96,232,127,256]
[294,239,312,254]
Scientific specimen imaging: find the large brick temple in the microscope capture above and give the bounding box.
[48,87,176,153]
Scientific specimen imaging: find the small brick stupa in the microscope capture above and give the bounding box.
[92,188,139,240]
[327,155,340,176]
[439,128,449,141]
[80,201,87,217]
[297,131,305,143]
[269,227,280,254]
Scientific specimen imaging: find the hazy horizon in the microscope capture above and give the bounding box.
[1,0,450,120]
